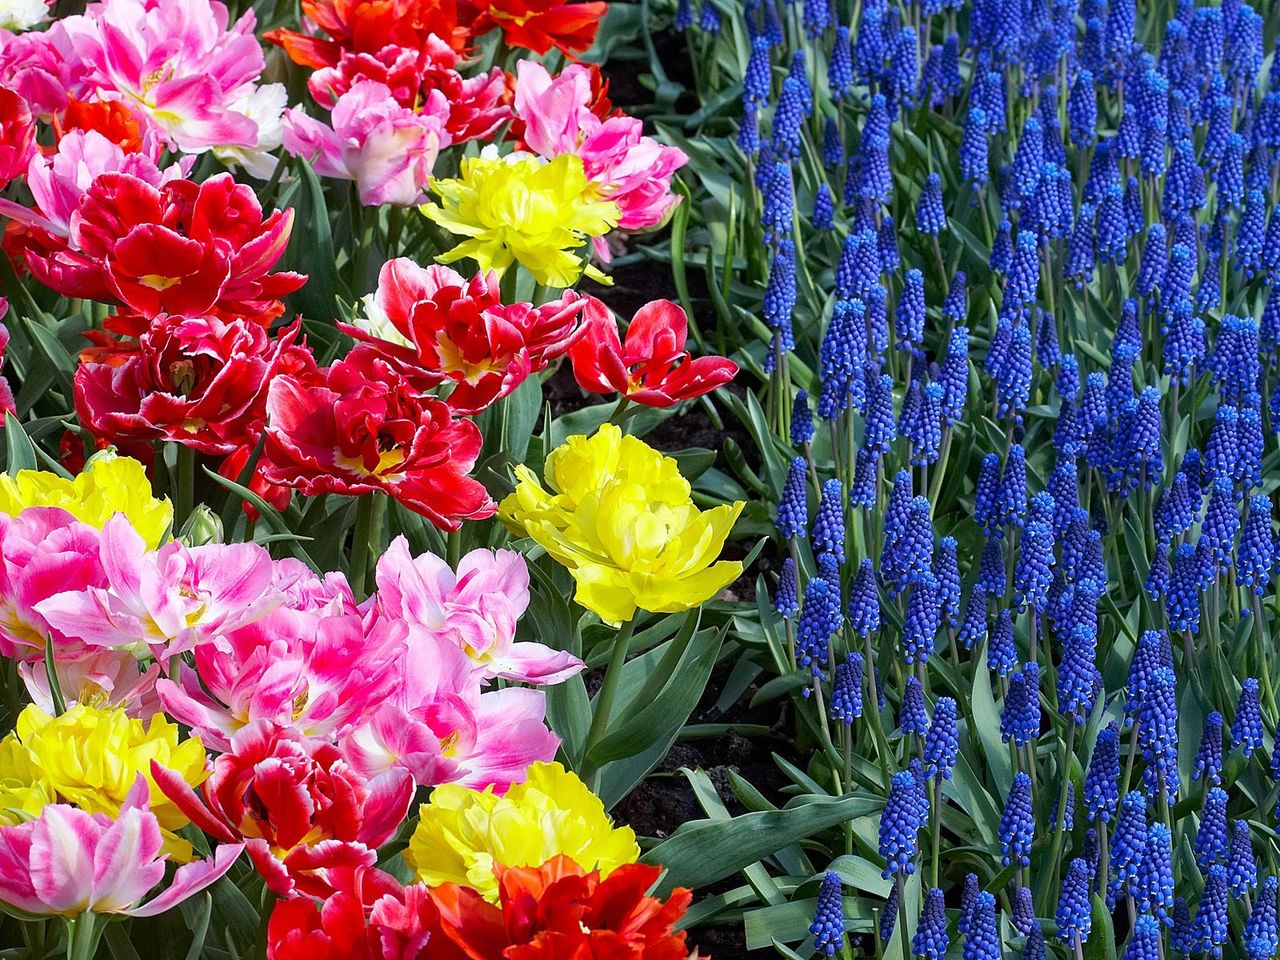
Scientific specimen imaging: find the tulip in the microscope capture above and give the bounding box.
[373,536,583,684]
[35,515,284,663]
[0,83,34,190]
[471,0,606,56]
[569,297,738,407]
[266,866,445,960]
[283,80,451,207]
[341,635,561,793]
[156,605,403,751]
[0,779,240,960]
[265,0,469,70]
[423,153,619,288]
[57,0,272,153]
[427,857,695,960]
[24,171,305,321]
[74,313,313,455]
[405,761,638,903]
[306,41,509,145]
[153,721,412,898]
[499,423,744,625]
[262,351,495,530]
[340,257,588,414]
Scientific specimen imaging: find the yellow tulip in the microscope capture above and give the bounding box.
[422,153,619,288]
[2,705,208,857]
[0,737,53,825]
[405,761,638,902]
[0,453,172,550]
[500,423,744,625]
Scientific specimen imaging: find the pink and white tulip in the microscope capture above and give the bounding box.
[0,508,105,662]
[156,608,404,752]
[0,777,241,918]
[283,79,452,207]
[36,515,284,663]
[342,637,560,793]
[21,648,162,718]
[514,60,688,236]
[57,0,275,153]
[374,536,583,685]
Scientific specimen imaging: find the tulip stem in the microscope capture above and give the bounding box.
[582,617,637,787]
[175,444,195,531]
[64,913,103,960]
[349,493,383,601]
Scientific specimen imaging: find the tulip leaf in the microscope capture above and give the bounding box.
[203,468,321,573]
[3,413,36,477]
[283,158,342,322]
[23,319,76,396]
[587,622,721,766]
[643,791,882,894]
[179,892,212,960]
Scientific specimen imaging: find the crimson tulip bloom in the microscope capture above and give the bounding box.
[569,297,738,407]
[262,350,495,529]
[152,722,413,899]
[25,172,306,321]
[74,313,313,455]
[341,258,587,414]
[265,0,472,69]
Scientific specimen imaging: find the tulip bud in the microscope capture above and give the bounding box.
[180,504,222,546]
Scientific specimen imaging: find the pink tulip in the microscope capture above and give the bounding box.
[373,536,583,685]
[156,608,404,752]
[57,0,271,152]
[341,637,560,793]
[514,61,687,233]
[0,776,241,918]
[36,515,284,663]
[283,80,452,207]
[0,22,87,115]
[21,648,162,718]
[0,508,106,662]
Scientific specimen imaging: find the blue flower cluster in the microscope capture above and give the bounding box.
[689,0,1280,954]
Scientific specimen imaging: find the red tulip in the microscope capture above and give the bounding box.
[0,84,35,191]
[340,258,587,414]
[569,297,739,408]
[307,41,509,145]
[152,722,413,899]
[74,313,313,455]
[430,856,696,960]
[265,0,472,70]
[471,0,606,56]
[25,172,305,321]
[262,350,496,530]
[266,866,462,960]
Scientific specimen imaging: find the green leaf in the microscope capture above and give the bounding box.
[1081,894,1118,960]
[3,413,37,477]
[588,624,723,764]
[203,468,320,572]
[285,158,342,320]
[642,792,881,893]
[971,648,1012,799]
